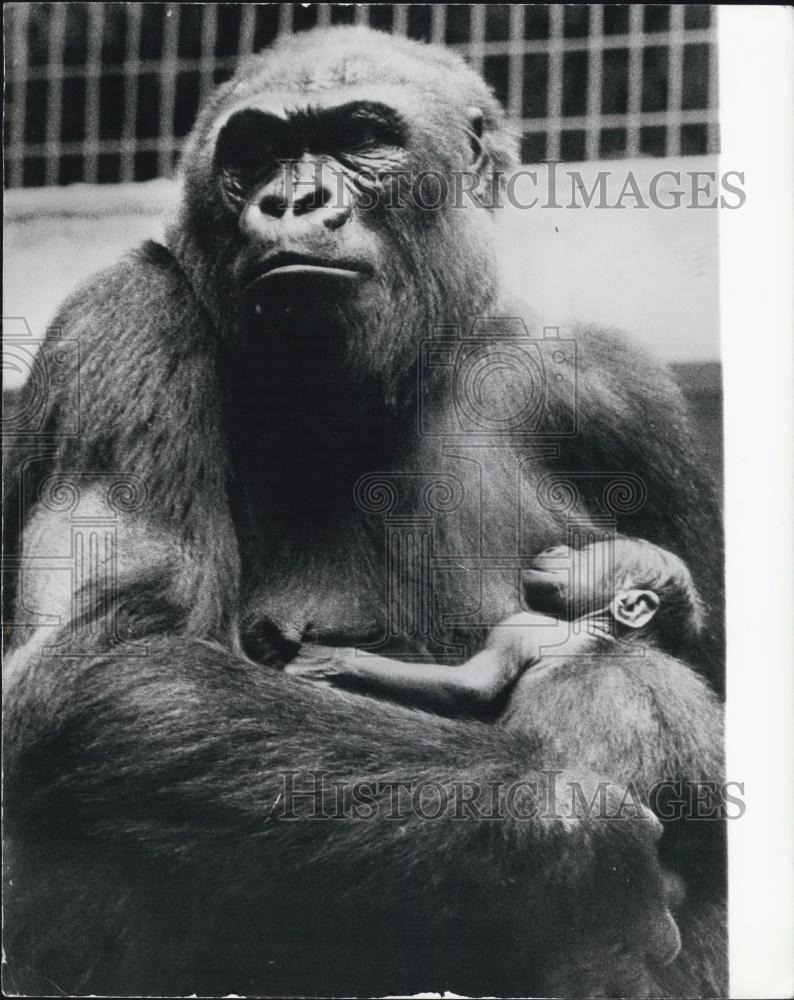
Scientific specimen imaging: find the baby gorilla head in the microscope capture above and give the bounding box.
[523,537,705,659]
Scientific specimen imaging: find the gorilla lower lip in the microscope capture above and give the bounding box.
[252,263,365,287]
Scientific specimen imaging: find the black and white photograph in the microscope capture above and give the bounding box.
[3,4,792,998]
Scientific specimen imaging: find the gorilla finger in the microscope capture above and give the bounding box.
[644,906,682,967]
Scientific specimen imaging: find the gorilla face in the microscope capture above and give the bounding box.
[522,545,576,617]
[523,542,619,619]
[212,94,493,389]
[168,31,515,413]
[217,103,397,385]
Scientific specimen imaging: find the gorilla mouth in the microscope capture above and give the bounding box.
[244,252,370,289]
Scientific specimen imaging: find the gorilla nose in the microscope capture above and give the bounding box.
[242,159,351,237]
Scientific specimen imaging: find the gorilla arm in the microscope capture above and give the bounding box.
[2,241,240,651]
[5,629,681,996]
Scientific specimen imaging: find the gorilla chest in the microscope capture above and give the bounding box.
[239,523,391,662]
[238,517,524,665]
[244,553,384,648]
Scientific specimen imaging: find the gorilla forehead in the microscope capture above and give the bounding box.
[228,26,491,98]
[181,26,518,178]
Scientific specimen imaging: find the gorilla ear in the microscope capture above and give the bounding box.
[610,589,660,630]
[466,107,490,175]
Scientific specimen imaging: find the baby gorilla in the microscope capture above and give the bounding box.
[287,536,707,730]
[289,536,725,993]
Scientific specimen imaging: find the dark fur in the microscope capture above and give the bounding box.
[3,26,724,997]
[502,641,726,996]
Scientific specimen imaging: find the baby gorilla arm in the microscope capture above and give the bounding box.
[286,645,508,713]
[286,613,567,714]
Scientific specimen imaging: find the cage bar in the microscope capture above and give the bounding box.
[546,5,564,161]
[667,4,685,156]
[391,5,408,37]
[44,5,67,186]
[506,5,523,120]
[430,5,446,45]
[239,5,257,55]
[584,5,603,160]
[120,4,143,183]
[624,4,644,158]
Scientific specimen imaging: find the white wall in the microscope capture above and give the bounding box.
[499,155,720,362]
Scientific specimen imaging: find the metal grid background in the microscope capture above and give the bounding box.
[4,3,719,189]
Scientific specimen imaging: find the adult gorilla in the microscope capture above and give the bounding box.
[3,27,724,998]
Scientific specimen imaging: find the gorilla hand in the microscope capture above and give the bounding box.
[542,803,682,998]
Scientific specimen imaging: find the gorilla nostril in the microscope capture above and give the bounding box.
[293,187,332,216]
[323,206,351,230]
[259,193,287,219]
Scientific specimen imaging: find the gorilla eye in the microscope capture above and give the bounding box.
[308,102,406,161]
[349,109,405,153]
[350,115,404,150]
[218,167,250,211]
[214,108,290,206]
